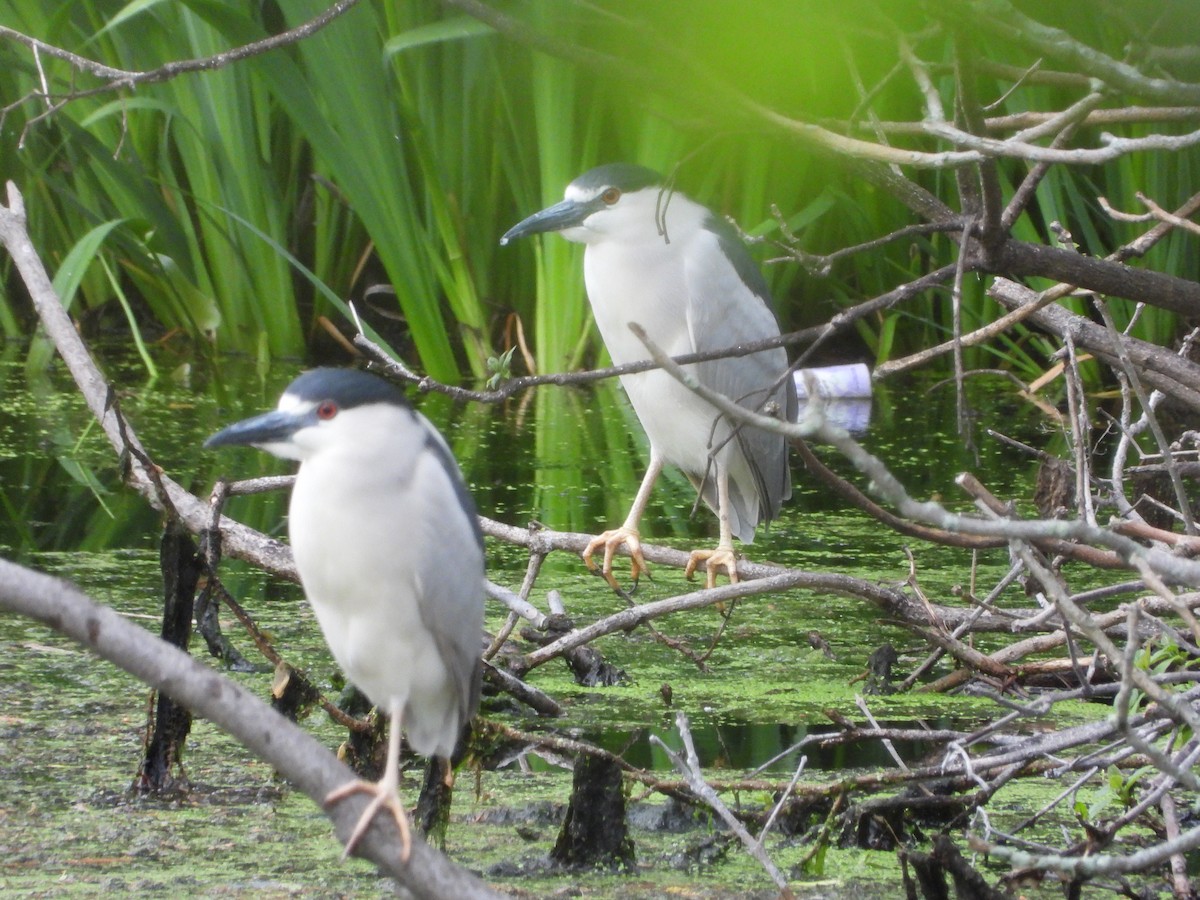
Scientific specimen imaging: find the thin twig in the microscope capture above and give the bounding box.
[650,713,795,897]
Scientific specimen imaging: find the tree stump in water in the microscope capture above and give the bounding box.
[550,754,635,870]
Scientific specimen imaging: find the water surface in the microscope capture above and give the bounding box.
[0,346,1085,895]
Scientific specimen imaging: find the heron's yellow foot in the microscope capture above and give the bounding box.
[583,527,649,591]
[326,777,412,863]
[685,546,739,589]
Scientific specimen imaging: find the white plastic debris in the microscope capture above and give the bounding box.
[792,363,873,434]
[792,363,872,399]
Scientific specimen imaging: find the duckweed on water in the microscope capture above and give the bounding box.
[1,544,1115,898]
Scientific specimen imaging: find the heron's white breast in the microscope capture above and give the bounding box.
[286,409,471,755]
[583,240,734,474]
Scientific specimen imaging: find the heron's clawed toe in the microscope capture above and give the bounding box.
[326,778,413,863]
[685,546,739,589]
[583,528,649,592]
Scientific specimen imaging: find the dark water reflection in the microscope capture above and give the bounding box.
[589,719,961,774]
[0,345,1049,556]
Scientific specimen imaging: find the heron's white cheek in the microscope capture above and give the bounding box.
[559,224,591,244]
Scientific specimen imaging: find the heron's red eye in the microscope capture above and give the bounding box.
[601,187,621,205]
[316,400,338,420]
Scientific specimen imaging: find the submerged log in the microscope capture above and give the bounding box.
[900,834,1008,900]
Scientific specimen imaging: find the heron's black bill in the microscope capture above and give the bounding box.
[204,409,303,449]
[500,198,593,245]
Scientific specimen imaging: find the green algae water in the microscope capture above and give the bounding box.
[0,348,1112,897]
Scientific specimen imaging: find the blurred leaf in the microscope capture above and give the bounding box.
[27,218,125,374]
[383,15,494,56]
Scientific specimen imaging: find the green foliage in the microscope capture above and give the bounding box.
[800,838,828,876]
[0,0,1196,384]
[1134,635,1192,676]
[484,345,516,390]
[1077,636,1195,824]
[1124,635,1196,716]
[1075,764,1155,821]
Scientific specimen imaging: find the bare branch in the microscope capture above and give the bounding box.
[0,0,362,95]
[651,713,794,897]
[0,181,296,580]
[629,320,1200,587]
[951,0,1200,105]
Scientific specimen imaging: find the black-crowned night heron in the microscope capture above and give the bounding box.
[501,164,795,589]
[205,368,484,861]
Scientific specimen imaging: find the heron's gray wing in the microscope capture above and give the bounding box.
[410,418,486,724]
[682,218,794,531]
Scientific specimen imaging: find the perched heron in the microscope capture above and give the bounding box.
[501,164,795,589]
[205,368,484,861]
